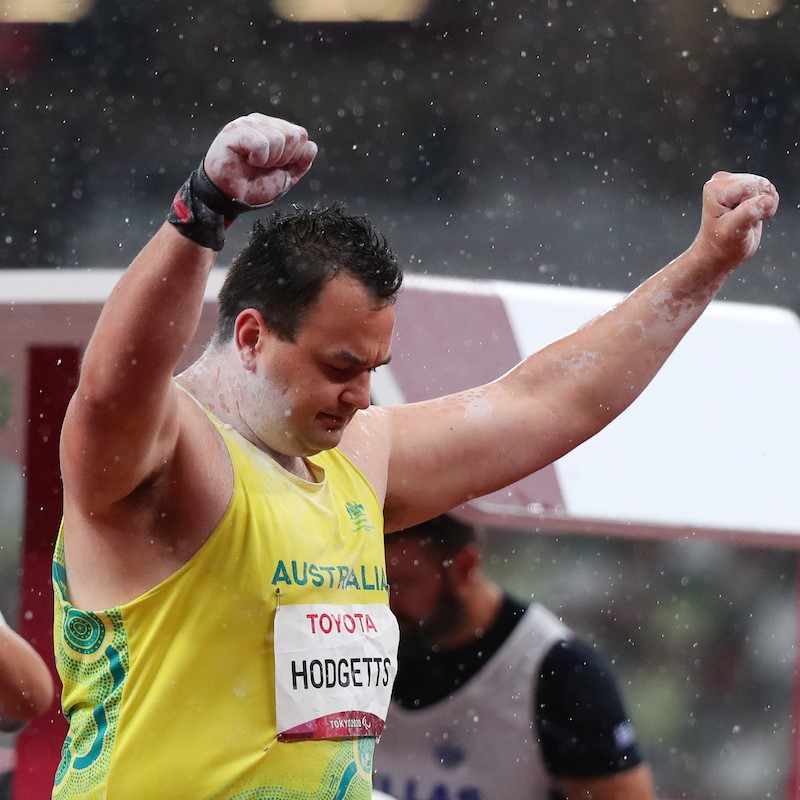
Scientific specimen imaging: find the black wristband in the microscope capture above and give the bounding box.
[167,162,257,252]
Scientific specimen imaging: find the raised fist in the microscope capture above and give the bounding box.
[695,171,779,270]
[203,113,318,207]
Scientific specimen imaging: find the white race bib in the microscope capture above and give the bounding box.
[274,603,399,741]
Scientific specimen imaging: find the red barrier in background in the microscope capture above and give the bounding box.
[15,346,76,799]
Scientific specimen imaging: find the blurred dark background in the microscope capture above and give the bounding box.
[1,0,799,309]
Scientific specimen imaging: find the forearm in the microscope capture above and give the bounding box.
[384,247,733,528]
[517,170,778,438]
[78,223,216,411]
[382,172,776,528]
[506,243,730,429]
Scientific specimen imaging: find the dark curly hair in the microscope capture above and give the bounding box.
[214,204,403,344]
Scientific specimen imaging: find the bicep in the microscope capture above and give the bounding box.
[60,226,214,509]
[60,379,182,509]
[381,383,566,532]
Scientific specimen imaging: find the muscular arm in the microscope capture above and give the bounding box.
[60,114,317,512]
[381,172,778,531]
[60,226,214,508]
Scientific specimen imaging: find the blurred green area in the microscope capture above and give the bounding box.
[483,529,796,799]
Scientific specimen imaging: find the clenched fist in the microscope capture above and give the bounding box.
[694,171,779,272]
[203,113,318,207]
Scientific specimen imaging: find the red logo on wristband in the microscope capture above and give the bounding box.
[172,192,191,223]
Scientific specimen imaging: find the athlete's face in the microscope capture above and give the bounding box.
[385,537,465,646]
[238,274,395,457]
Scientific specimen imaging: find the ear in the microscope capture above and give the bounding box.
[234,309,268,370]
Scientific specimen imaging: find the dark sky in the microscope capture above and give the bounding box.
[1,0,799,307]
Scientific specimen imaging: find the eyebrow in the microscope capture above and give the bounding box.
[331,350,392,368]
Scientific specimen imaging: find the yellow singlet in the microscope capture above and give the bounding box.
[53,404,393,800]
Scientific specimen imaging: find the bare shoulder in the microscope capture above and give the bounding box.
[339,405,392,505]
[61,388,234,610]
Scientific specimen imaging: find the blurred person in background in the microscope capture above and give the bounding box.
[374,515,656,800]
[54,109,775,799]
[0,609,55,799]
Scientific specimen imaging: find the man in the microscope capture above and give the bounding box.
[54,112,777,799]
[374,515,655,800]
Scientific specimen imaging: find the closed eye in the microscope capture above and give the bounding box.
[325,361,383,373]
[323,363,366,381]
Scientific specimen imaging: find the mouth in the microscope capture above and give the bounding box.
[318,412,350,431]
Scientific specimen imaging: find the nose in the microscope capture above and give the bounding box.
[340,371,371,410]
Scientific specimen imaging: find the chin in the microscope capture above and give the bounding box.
[313,416,351,446]
[314,430,346,451]
[294,427,343,455]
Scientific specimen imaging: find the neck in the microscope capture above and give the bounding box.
[177,351,316,482]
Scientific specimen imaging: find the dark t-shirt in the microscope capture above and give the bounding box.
[392,595,644,781]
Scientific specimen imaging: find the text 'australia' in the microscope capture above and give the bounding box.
[271,560,388,591]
